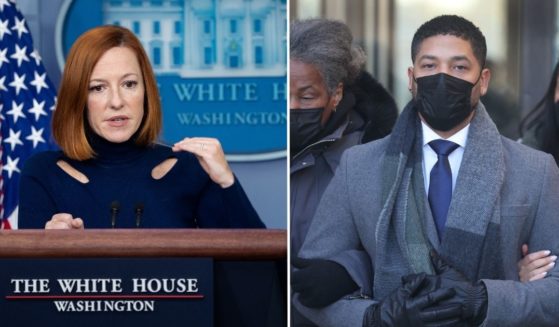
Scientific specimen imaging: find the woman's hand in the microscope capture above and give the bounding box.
[172,137,234,188]
[45,213,84,230]
[518,244,557,282]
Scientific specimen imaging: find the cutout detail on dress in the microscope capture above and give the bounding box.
[56,160,89,184]
[151,157,178,180]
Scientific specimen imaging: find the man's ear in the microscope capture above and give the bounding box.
[407,66,415,92]
[479,68,491,96]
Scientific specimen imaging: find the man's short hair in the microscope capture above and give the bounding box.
[411,15,487,67]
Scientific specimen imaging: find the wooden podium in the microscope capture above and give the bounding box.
[0,229,287,327]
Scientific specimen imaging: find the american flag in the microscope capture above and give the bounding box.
[0,0,57,229]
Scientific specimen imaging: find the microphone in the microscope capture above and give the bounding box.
[110,201,120,228]
[135,203,144,228]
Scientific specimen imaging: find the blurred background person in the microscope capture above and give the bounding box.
[517,60,559,283]
[520,60,559,164]
[18,26,265,230]
[290,18,398,326]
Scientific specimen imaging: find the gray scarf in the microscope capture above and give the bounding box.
[373,101,506,300]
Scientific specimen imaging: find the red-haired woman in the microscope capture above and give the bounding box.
[18,26,264,229]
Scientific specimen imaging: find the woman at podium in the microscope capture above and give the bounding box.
[18,26,265,230]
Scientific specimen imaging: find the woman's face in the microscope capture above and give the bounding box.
[87,46,145,143]
[289,59,342,125]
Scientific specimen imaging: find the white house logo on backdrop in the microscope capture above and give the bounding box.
[56,0,287,161]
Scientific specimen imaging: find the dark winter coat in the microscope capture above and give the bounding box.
[290,71,398,255]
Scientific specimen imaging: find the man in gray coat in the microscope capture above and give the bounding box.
[294,15,559,326]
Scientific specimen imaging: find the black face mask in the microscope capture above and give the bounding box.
[415,73,478,131]
[290,108,324,154]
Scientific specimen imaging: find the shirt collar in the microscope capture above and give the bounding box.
[421,120,469,148]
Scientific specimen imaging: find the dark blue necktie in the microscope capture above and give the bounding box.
[428,139,459,241]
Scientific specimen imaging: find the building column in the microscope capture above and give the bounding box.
[183,0,193,69]
[244,0,254,69]
[215,0,224,68]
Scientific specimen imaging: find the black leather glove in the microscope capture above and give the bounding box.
[430,251,488,326]
[363,273,462,327]
[291,257,358,308]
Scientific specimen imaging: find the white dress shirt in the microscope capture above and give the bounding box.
[422,121,470,194]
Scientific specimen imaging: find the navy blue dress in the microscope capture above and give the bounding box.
[18,136,265,229]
